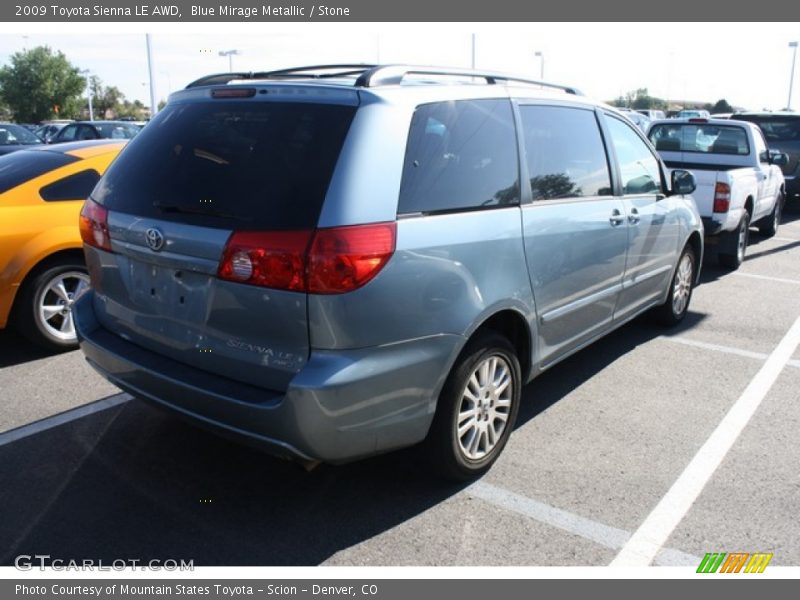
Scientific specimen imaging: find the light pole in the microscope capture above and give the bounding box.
[789,42,798,110]
[80,69,94,121]
[219,49,241,73]
[535,51,544,80]
[471,34,476,69]
[145,34,157,118]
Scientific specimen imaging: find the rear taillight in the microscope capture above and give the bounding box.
[79,198,112,252]
[217,222,397,294]
[713,182,731,213]
[218,230,313,291]
[307,223,397,294]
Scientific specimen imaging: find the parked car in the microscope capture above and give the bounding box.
[35,122,71,143]
[0,140,125,350]
[0,123,43,155]
[731,112,800,203]
[74,65,703,480]
[50,121,140,143]
[677,110,711,119]
[620,109,651,132]
[636,109,666,120]
[648,117,787,269]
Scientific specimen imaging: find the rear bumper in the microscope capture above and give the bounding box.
[74,292,462,463]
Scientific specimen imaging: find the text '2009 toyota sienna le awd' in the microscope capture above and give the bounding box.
[75,65,703,480]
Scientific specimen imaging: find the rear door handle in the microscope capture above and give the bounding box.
[628,208,640,225]
[609,209,625,226]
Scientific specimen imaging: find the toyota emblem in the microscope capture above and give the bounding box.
[145,227,165,252]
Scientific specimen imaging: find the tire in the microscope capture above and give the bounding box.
[718,212,750,270]
[426,331,522,481]
[652,245,696,326]
[15,257,90,352]
[758,193,783,238]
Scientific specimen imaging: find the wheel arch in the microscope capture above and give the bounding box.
[463,308,533,383]
[10,248,87,318]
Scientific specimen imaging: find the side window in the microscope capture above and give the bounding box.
[39,169,101,202]
[753,129,769,163]
[606,116,663,195]
[77,126,97,141]
[58,125,78,141]
[519,105,612,200]
[398,99,519,214]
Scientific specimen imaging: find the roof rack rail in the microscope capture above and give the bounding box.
[184,64,582,96]
[354,65,583,95]
[185,64,377,89]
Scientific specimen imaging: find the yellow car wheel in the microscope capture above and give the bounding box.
[16,257,89,351]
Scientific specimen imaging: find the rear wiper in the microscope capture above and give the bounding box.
[152,202,252,222]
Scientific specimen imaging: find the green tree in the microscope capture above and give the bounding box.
[0,46,86,122]
[609,88,667,110]
[157,98,167,111]
[89,76,124,118]
[116,98,147,119]
[711,99,734,114]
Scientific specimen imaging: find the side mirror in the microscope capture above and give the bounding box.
[671,169,696,196]
[770,150,789,167]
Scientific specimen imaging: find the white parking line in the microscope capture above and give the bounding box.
[771,237,799,243]
[468,481,699,566]
[732,272,800,285]
[611,315,800,566]
[661,336,800,369]
[0,393,130,447]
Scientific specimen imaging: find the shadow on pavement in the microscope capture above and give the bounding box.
[0,312,705,566]
[0,329,55,369]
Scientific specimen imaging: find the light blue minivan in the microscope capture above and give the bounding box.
[75,65,703,479]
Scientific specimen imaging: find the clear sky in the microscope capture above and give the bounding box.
[0,22,798,112]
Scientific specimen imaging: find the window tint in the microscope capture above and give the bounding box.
[0,124,41,145]
[734,116,800,142]
[648,123,750,156]
[0,150,79,194]
[77,126,97,141]
[94,122,139,139]
[607,116,662,195]
[519,105,612,200]
[57,125,78,142]
[398,99,519,214]
[40,169,101,201]
[93,101,356,230]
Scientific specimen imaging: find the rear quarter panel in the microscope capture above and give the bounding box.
[0,152,116,326]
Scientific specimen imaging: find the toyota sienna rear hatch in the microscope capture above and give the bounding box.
[81,91,358,391]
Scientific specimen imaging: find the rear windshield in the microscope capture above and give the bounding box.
[93,100,356,230]
[649,123,750,155]
[0,150,78,194]
[733,116,800,143]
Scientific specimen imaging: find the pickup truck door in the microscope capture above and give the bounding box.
[752,128,777,219]
[603,114,680,320]
[517,104,628,367]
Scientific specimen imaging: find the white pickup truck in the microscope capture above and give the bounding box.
[648,118,787,269]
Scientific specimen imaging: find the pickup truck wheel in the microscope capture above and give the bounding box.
[15,258,90,352]
[719,213,750,270]
[653,245,695,326]
[758,193,783,238]
[427,331,521,481]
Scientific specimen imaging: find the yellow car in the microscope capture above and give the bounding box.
[0,140,124,350]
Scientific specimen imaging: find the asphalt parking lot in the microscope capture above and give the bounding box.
[1,209,799,567]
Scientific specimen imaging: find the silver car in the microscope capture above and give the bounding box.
[74,65,703,480]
